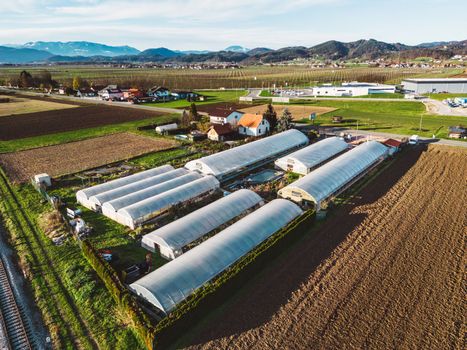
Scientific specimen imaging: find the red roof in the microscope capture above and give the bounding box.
[209,123,233,135]
[383,139,403,148]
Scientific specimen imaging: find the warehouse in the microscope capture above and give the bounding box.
[130,199,302,313]
[101,172,203,220]
[88,168,189,211]
[401,78,467,94]
[116,175,220,229]
[274,137,348,174]
[76,164,174,209]
[278,141,388,209]
[185,129,309,180]
[310,82,396,97]
[141,189,264,259]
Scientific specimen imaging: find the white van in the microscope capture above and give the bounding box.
[409,135,419,145]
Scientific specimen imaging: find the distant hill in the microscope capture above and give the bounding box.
[138,47,182,58]
[0,46,52,63]
[247,47,273,56]
[21,41,140,57]
[224,45,250,53]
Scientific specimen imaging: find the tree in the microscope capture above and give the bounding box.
[277,108,293,132]
[189,103,200,122]
[263,103,277,131]
[72,76,82,90]
[180,110,190,128]
[19,70,33,88]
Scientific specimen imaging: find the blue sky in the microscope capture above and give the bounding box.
[1,0,466,50]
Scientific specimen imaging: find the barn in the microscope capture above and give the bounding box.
[141,189,264,259]
[185,129,309,180]
[274,137,348,174]
[130,199,303,313]
[115,175,220,229]
[76,164,174,209]
[278,141,388,209]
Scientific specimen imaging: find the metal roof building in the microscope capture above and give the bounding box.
[185,129,309,180]
[401,78,467,94]
[141,189,264,259]
[278,141,388,208]
[130,199,302,313]
[116,175,220,229]
[76,164,174,209]
[101,172,203,221]
[88,168,189,210]
[274,137,348,175]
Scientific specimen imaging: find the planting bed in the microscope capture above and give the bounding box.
[0,104,165,140]
[184,145,466,349]
[0,133,177,183]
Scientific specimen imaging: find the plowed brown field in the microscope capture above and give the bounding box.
[184,145,466,350]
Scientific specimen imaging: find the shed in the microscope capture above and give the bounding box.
[155,123,178,134]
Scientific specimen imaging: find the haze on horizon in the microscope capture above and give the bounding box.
[2,0,466,51]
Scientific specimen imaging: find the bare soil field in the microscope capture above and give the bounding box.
[0,95,77,117]
[0,133,177,183]
[184,145,466,350]
[239,104,337,120]
[0,104,165,141]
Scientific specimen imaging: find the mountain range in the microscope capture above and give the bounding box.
[1,39,466,64]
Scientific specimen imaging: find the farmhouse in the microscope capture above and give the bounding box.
[310,82,396,97]
[98,85,123,100]
[185,129,309,180]
[171,90,199,100]
[130,199,302,313]
[141,189,263,259]
[122,88,144,100]
[147,86,170,99]
[278,141,388,209]
[207,124,234,141]
[76,88,97,98]
[209,109,244,126]
[238,113,270,136]
[401,78,467,94]
[275,137,348,175]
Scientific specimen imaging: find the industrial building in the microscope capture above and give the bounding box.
[76,165,174,209]
[401,78,467,94]
[310,82,396,97]
[130,199,303,313]
[278,141,388,208]
[274,137,348,175]
[185,129,309,180]
[115,175,220,229]
[141,189,263,259]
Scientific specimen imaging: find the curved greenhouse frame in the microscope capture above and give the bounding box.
[130,199,303,313]
[141,189,264,259]
[116,175,220,229]
[76,164,173,209]
[185,129,309,179]
[275,137,348,175]
[278,141,388,207]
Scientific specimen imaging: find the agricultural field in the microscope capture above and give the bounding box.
[0,133,177,183]
[0,94,77,116]
[239,104,337,120]
[146,90,247,108]
[0,66,462,89]
[181,145,466,349]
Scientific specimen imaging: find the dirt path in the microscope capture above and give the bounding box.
[184,145,466,349]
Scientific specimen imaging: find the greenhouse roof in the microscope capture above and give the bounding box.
[130,199,302,313]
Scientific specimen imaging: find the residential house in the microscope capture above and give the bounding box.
[147,86,171,100]
[238,113,270,137]
[171,90,199,100]
[209,109,244,126]
[448,126,466,139]
[98,85,123,100]
[76,88,98,98]
[123,88,144,100]
[207,124,234,141]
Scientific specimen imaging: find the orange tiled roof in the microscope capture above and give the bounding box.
[238,113,263,128]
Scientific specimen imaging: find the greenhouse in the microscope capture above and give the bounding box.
[76,164,174,209]
[101,172,202,220]
[278,141,388,208]
[185,129,309,180]
[116,175,220,229]
[141,189,264,259]
[88,168,189,210]
[275,137,348,175]
[130,199,303,313]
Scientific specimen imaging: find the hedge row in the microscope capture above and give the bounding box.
[80,240,156,349]
[153,209,316,348]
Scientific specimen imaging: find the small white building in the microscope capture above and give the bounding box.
[238,113,270,137]
[311,82,396,97]
[155,123,178,134]
[98,85,123,100]
[209,110,244,126]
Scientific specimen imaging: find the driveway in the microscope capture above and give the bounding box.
[423,99,467,117]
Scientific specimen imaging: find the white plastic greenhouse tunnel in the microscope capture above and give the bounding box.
[274,136,349,175]
[76,164,174,209]
[278,140,388,208]
[185,129,309,180]
[141,189,264,259]
[129,199,303,314]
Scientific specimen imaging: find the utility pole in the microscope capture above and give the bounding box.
[419,113,423,132]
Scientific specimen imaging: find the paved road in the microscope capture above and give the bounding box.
[423,99,467,117]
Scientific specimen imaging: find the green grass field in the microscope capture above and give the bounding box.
[145,90,247,108]
[423,93,467,101]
